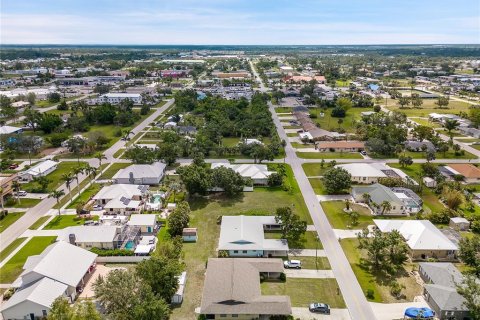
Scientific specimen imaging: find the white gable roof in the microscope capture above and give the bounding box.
[211,163,275,180]
[112,162,166,180]
[128,214,157,226]
[374,220,458,251]
[21,241,97,287]
[24,160,58,177]
[93,184,148,200]
[0,125,22,135]
[1,278,68,313]
[62,226,119,244]
[336,163,387,178]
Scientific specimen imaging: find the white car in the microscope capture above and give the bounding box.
[92,204,103,211]
[17,191,27,197]
[283,260,302,269]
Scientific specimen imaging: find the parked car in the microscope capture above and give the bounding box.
[360,150,367,156]
[92,204,103,211]
[309,303,330,314]
[16,191,27,197]
[8,163,19,169]
[283,260,302,269]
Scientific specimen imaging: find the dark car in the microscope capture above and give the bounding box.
[309,303,330,314]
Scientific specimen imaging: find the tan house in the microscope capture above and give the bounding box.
[443,163,480,184]
[200,258,291,319]
[0,174,16,203]
[316,141,365,152]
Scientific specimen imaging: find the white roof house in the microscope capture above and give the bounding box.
[93,184,148,202]
[336,163,416,185]
[211,163,275,185]
[62,226,120,247]
[112,162,166,185]
[20,160,58,180]
[374,220,458,251]
[128,214,157,227]
[0,125,22,135]
[218,216,288,257]
[1,278,68,320]
[98,93,142,105]
[18,241,97,289]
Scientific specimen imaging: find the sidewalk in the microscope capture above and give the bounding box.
[289,249,326,257]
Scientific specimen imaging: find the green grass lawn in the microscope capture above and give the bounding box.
[340,238,422,303]
[0,238,27,262]
[386,99,473,117]
[99,162,132,179]
[302,163,335,177]
[43,215,99,230]
[5,198,42,208]
[287,132,298,137]
[291,142,312,149]
[0,212,25,233]
[171,165,312,319]
[288,256,331,270]
[321,201,373,229]
[409,118,441,128]
[454,138,480,143]
[0,236,57,283]
[261,278,346,308]
[67,183,101,209]
[265,231,322,249]
[297,152,363,159]
[275,107,293,113]
[312,107,374,133]
[22,161,88,193]
[309,178,327,195]
[28,216,51,230]
[402,150,476,160]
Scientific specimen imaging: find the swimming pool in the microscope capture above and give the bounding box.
[125,241,135,250]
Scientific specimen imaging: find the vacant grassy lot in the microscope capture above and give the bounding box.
[275,107,293,113]
[0,236,57,283]
[297,152,363,159]
[28,216,51,230]
[261,278,346,308]
[386,99,473,117]
[340,238,422,303]
[0,238,27,262]
[302,163,335,177]
[309,178,327,195]
[5,198,41,208]
[99,162,132,179]
[22,161,88,193]
[44,215,99,230]
[0,212,25,233]
[321,201,373,229]
[312,107,373,133]
[291,142,312,149]
[171,165,312,319]
[409,117,441,128]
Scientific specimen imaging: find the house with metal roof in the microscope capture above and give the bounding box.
[418,263,470,320]
[218,216,288,257]
[127,214,157,234]
[374,220,458,261]
[112,162,166,185]
[352,184,422,215]
[211,163,275,186]
[200,258,291,319]
[2,242,97,319]
[19,160,58,182]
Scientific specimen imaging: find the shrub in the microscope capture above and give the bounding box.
[279,272,286,282]
[471,220,480,234]
[140,105,150,115]
[2,288,14,300]
[260,274,265,283]
[366,288,375,299]
[331,106,346,118]
[373,105,381,112]
[90,248,134,256]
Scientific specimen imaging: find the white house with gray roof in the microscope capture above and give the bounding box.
[218,216,288,257]
[93,184,148,214]
[419,263,470,320]
[211,163,275,186]
[112,162,166,185]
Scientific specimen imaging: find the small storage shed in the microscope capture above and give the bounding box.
[449,217,470,231]
[171,271,187,304]
[423,177,437,188]
[182,228,198,242]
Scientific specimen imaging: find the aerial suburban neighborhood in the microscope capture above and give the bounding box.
[0,1,479,320]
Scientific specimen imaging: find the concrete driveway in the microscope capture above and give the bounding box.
[369,296,429,320]
[292,307,351,320]
[316,195,352,202]
[284,269,335,279]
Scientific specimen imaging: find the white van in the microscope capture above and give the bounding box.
[283,260,302,269]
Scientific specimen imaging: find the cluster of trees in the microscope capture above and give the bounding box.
[322,167,352,194]
[167,201,191,236]
[177,159,248,196]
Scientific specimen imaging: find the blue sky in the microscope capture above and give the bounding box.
[1,0,479,44]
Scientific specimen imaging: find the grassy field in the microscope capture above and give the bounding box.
[0,236,57,283]
[409,117,441,128]
[386,99,473,117]
[261,278,346,308]
[291,142,312,149]
[0,212,25,233]
[402,150,476,160]
[28,216,51,230]
[22,161,88,193]
[43,215,99,230]
[275,107,293,113]
[303,163,337,177]
[340,238,422,303]
[309,178,327,195]
[171,165,312,319]
[312,107,373,133]
[66,183,101,209]
[297,152,363,159]
[5,198,42,208]
[265,231,322,249]
[0,238,27,262]
[99,162,132,179]
[288,256,331,270]
[335,80,351,87]
[321,201,374,229]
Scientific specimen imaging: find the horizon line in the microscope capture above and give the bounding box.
[1,43,480,47]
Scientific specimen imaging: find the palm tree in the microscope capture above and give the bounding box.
[61,173,74,204]
[380,201,392,215]
[72,166,85,196]
[169,181,182,203]
[49,190,65,215]
[95,152,107,168]
[444,119,459,143]
[85,165,97,182]
[122,130,133,142]
[12,180,21,205]
[362,193,371,204]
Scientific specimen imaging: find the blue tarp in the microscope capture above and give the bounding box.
[404,307,435,318]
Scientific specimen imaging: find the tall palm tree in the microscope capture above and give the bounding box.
[72,166,85,196]
[95,152,107,168]
[49,190,65,215]
[85,165,97,182]
[0,187,4,209]
[12,180,21,205]
[380,201,392,215]
[61,173,74,204]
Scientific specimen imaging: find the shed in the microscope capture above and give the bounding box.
[166,203,176,212]
[449,217,470,231]
[423,177,437,188]
[171,271,187,304]
[182,228,198,242]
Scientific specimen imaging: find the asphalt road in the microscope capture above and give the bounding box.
[249,59,377,320]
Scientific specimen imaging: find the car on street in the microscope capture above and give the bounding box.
[16,191,27,197]
[8,163,19,169]
[283,260,302,269]
[309,302,330,314]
